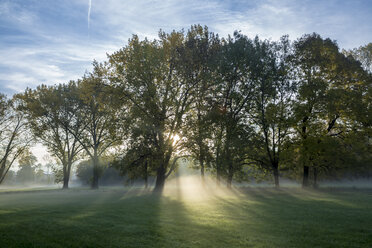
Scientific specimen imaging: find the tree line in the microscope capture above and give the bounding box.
[1,25,371,191]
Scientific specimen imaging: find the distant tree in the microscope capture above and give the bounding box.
[76,159,123,186]
[1,170,16,185]
[75,160,95,185]
[16,149,37,184]
[35,166,48,184]
[343,43,372,73]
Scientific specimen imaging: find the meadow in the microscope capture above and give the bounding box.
[0,184,371,248]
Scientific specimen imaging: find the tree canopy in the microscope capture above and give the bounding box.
[1,25,371,190]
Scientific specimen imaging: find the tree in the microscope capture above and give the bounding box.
[210,32,257,187]
[16,149,37,184]
[1,170,16,185]
[112,116,154,188]
[17,83,83,189]
[114,143,152,188]
[292,33,365,187]
[0,94,31,184]
[343,43,372,73]
[76,159,124,186]
[248,36,295,188]
[181,25,220,182]
[342,45,372,179]
[69,62,122,189]
[109,29,202,192]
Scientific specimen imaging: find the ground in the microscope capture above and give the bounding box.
[0,185,371,248]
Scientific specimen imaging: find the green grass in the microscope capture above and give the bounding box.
[0,187,371,247]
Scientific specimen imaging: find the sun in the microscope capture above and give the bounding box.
[172,134,180,145]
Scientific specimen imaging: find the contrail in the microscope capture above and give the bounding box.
[88,0,92,29]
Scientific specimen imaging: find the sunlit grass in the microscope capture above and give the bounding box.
[0,185,371,247]
[0,185,59,193]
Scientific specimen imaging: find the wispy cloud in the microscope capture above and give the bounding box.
[88,0,92,29]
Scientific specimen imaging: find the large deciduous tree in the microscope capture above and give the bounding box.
[211,32,257,187]
[292,33,366,187]
[17,83,83,189]
[69,62,122,189]
[180,25,220,181]
[248,36,295,188]
[109,29,204,192]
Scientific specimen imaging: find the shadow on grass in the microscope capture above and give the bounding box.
[0,190,164,247]
[0,188,371,247]
[210,187,372,247]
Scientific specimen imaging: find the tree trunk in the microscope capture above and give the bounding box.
[226,177,232,188]
[91,150,99,189]
[62,175,69,189]
[313,167,318,189]
[302,166,309,188]
[144,175,148,189]
[227,163,233,188]
[62,160,73,189]
[273,164,279,188]
[200,158,205,182]
[0,165,5,185]
[197,111,205,183]
[227,171,233,188]
[62,163,69,189]
[144,160,148,189]
[154,165,166,192]
[216,158,221,186]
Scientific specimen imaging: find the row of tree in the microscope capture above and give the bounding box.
[1,25,371,191]
[1,150,55,185]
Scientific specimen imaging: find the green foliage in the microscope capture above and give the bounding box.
[71,64,123,189]
[181,25,221,177]
[246,35,295,186]
[2,26,371,188]
[344,43,372,73]
[52,166,64,184]
[289,33,371,186]
[16,82,84,188]
[109,25,223,190]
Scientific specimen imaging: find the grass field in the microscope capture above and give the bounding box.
[0,185,371,248]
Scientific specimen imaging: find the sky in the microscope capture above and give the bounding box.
[0,0,371,163]
[0,0,372,96]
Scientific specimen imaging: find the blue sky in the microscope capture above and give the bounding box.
[1,0,371,95]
